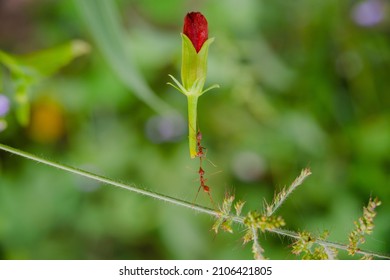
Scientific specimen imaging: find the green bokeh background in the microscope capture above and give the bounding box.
[0,0,389,259]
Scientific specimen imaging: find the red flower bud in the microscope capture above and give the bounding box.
[183,12,208,53]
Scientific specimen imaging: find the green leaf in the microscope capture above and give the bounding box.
[16,40,90,77]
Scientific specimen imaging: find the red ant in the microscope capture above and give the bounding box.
[195,130,217,167]
[193,130,217,209]
[196,131,205,158]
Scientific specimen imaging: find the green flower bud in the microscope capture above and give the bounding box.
[168,12,219,158]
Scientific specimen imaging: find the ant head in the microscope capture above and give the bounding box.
[199,167,205,175]
[203,185,210,192]
[196,150,204,157]
[196,130,202,140]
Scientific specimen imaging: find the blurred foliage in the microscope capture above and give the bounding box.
[0,0,389,259]
[0,40,90,126]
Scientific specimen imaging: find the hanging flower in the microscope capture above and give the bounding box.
[168,11,219,158]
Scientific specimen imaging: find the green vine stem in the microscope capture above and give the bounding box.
[0,143,389,260]
[0,143,216,216]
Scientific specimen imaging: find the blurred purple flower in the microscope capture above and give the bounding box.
[145,114,186,143]
[231,151,266,183]
[352,0,385,27]
[0,94,10,117]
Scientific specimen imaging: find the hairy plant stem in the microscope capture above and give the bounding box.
[269,228,389,260]
[0,143,216,217]
[0,143,389,260]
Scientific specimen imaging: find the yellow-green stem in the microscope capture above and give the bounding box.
[187,94,198,158]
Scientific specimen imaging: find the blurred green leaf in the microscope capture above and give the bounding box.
[74,0,174,115]
[17,40,90,77]
[0,40,89,125]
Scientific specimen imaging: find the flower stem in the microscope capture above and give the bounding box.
[187,94,198,158]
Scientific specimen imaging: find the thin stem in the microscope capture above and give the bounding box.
[266,168,312,216]
[269,228,390,260]
[251,226,265,260]
[187,94,198,158]
[322,245,337,260]
[0,143,389,260]
[0,143,215,217]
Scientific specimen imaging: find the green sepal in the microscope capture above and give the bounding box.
[181,34,214,93]
[201,83,220,96]
[167,74,187,95]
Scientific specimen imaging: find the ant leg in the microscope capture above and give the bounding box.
[193,185,203,205]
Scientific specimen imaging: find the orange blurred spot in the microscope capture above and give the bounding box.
[28,98,66,144]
